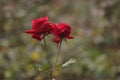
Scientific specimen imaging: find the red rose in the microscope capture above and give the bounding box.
[25,16,53,41]
[52,23,73,43]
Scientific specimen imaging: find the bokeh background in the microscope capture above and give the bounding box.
[0,0,120,80]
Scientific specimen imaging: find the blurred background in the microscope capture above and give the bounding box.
[0,0,120,80]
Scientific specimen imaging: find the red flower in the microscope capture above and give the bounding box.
[52,23,74,43]
[25,16,53,41]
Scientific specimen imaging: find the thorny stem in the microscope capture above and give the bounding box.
[43,35,53,80]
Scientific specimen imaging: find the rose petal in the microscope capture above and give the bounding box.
[32,16,48,30]
[32,34,43,41]
[52,37,61,43]
[67,35,74,39]
[40,22,53,34]
[53,23,71,38]
[24,30,38,34]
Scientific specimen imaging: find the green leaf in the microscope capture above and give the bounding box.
[41,64,50,71]
[35,64,42,71]
[29,64,50,72]
[56,64,62,69]
[29,64,38,70]
[62,59,76,68]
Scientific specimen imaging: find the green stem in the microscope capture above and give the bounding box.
[43,36,50,66]
[55,41,62,66]
[43,36,52,80]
